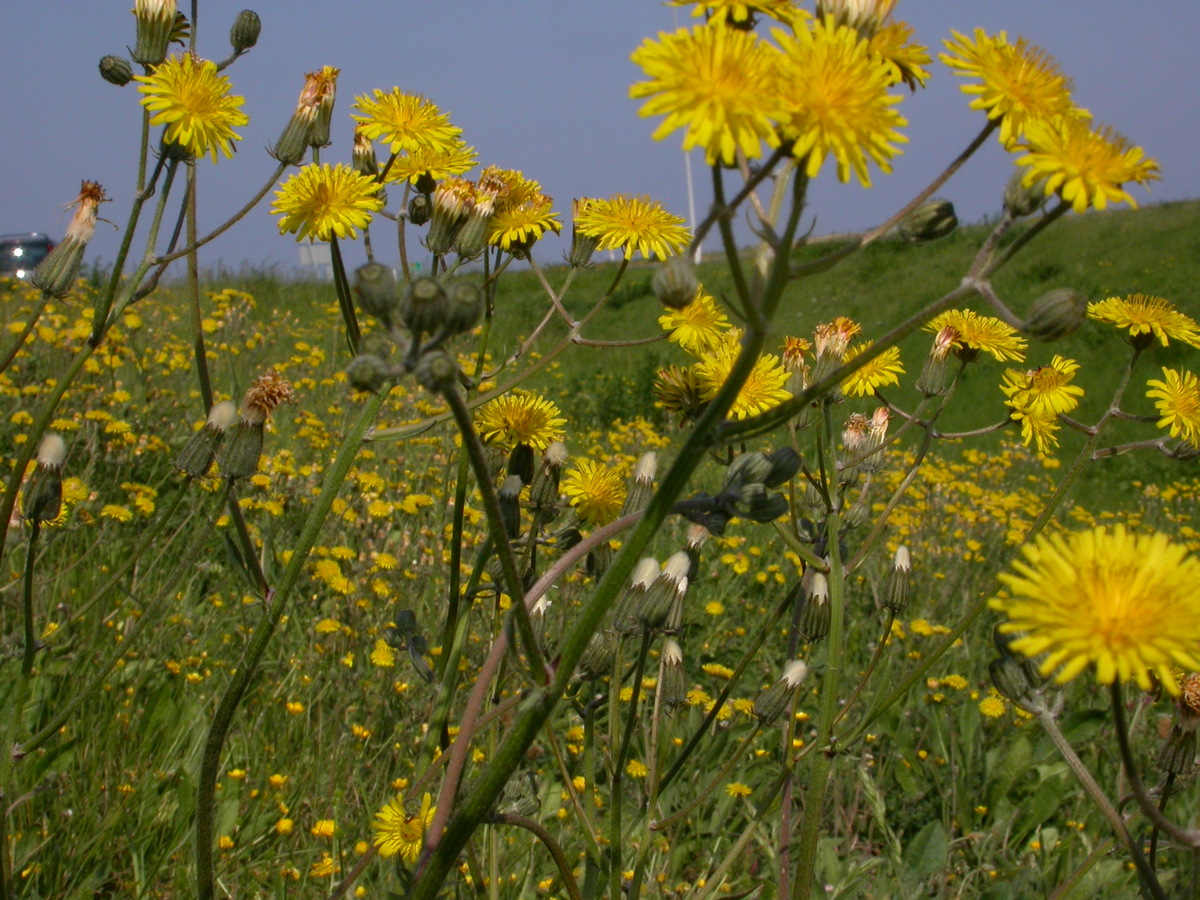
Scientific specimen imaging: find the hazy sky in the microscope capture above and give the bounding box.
[3,3,1197,275]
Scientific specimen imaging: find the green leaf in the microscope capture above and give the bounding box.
[902,819,948,876]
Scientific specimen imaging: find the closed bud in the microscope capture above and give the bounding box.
[354,262,400,326]
[132,0,177,65]
[915,327,957,397]
[659,639,689,711]
[574,631,617,681]
[507,443,535,485]
[229,10,261,54]
[881,545,911,613]
[763,447,801,488]
[497,773,541,818]
[725,452,772,490]
[897,199,957,244]
[1004,169,1049,219]
[272,67,339,163]
[622,452,657,515]
[988,655,1040,708]
[498,474,524,539]
[753,660,808,725]
[452,188,497,260]
[220,419,264,479]
[346,354,394,393]
[99,55,134,86]
[569,198,600,268]
[32,182,107,299]
[399,277,448,336]
[1157,724,1197,778]
[426,178,473,255]
[414,350,458,393]
[799,571,830,643]
[652,256,699,310]
[444,282,483,336]
[408,193,432,227]
[22,433,67,524]
[1022,289,1087,342]
[174,400,237,477]
[529,442,567,515]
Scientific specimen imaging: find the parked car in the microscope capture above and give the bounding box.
[0,233,56,280]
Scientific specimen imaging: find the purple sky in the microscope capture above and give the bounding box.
[3,3,1197,274]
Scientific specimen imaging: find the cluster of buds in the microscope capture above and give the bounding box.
[672,447,800,536]
[613,554,689,637]
[31,182,107,299]
[809,317,862,392]
[272,67,339,164]
[987,625,1047,711]
[220,370,295,479]
[21,434,67,525]
[839,408,890,478]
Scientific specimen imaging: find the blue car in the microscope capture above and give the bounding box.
[0,233,56,280]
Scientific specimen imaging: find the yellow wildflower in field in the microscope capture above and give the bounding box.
[774,16,907,185]
[474,391,565,451]
[272,164,385,242]
[373,793,435,863]
[1001,355,1083,418]
[626,759,649,778]
[562,459,627,527]
[1146,367,1200,448]
[135,53,248,162]
[370,639,396,668]
[725,782,752,797]
[842,341,904,397]
[991,526,1200,694]
[573,194,691,261]
[629,24,782,165]
[658,289,730,356]
[927,310,1026,363]
[695,333,791,419]
[1087,294,1200,349]
[352,89,461,155]
[311,819,336,839]
[383,138,478,185]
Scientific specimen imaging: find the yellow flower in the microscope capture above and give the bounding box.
[272,163,385,242]
[1147,367,1200,449]
[991,526,1200,694]
[488,192,561,254]
[1017,117,1160,214]
[370,639,397,668]
[926,310,1026,363]
[311,819,336,839]
[654,365,705,419]
[630,25,782,165]
[1009,408,1060,455]
[667,0,798,28]
[101,504,134,523]
[841,341,903,397]
[373,792,435,863]
[978,693,1007,719]
[136,53,248,162]
[625,759,649,778]
[382,138,478,185]
[725,782,753,798]
[940,29,1078,147]
[573,194,691,261]
[694,334,792,419]
[562,459,627,527]
[773,17,908,186]
[1001,354,1083,418]
[1087,294,1200,349]
[474,391,566,451]
[868,21,930,91]
[276,817,294,835]
[658,289,731,356]
[352,89,461,155]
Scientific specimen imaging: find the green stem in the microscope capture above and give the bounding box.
[20,523,41,678]
[491,814,583,900]
[185,166,213,411]
[0,291,51,377]
[611,630,653,899]
[329,236,361,355]
[195,392,387,900]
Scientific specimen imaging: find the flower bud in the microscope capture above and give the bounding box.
[1157,722,1197,777]
[622,452,657,516]
[881,545,911,613]
[753,660,808,725]
[22,433,67,524]
[529,442,567,516]
[897,199,957,244]
[399,277,448,336]
[32,182,107,299]
[443,282,483,336]
[799,571,830,643]
[1022,289,1087,342]
[220,419,264,479]
[652,256,699,310]
[272,67,339,163]
[1004,169,1049,219]
[569,198,601,268]
[426,178,473,255]
[408,193,432,227]
[345,354,394,393]
[498,474,524,539]
[988,655,1040,708]
[640,552,689,631]
[725,452,773,490]
[132,0,177,66]
[574,631,617,681]
[354,262,400,326]
[451,187,497,260]
[414,350,459,393]
[915,327,957,397]
[174,400,237,477]
[99,56,134,86]
[659,639,690,711]
[229,10,261,54]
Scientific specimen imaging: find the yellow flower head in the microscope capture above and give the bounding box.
[926,310,1027,363]
[630,24,783,165]
[773,17,908,186]
[372,793,435,863]
[1087,294,1200,348]
[1146,367,1200,449]
[940,29,1079,147]
[992,526,1200,694]
[654,365,705,420]
[842,341,904,397]
[573,194,691,261]
[488,184,562,254]
[1001,355,1083,418]
[352,89,461,155]
[136,53,248,162]
[382,138,478,186]
[868,21,931,91]
[1017,118,1160,214]
[695,333,792,419]
[272,164,385,243]
[658,289,731,356]
[475,391,566,451]
[668,0,798,28]
[562,459,627,527]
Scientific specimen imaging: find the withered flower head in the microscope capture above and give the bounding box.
[241,369,295,424]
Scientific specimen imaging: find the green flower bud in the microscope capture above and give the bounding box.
[621,452,657,516]
[354,262,400,326]
[22,434,66,524]
[345,354,394,393]
[881,545,911,614]
[659,639,690,712]
[1022,288,1087,342]
[220,420,264,479]
[414,349,458,393]
[229,10,261,54]
[99,55,134,86]
[1004,169,1050,218]
[574,631,617,681]
[753,660,808,725]
[32,182,106,299]
[408,193,432,227]
[652,256,699,310]
[498,474,524,539]
[799,572,830,643]
[443,282,483,336]
[1157,724,1197,778]
[569,198,600,268]
[132,0,177,66]
[897,199,957,244]
[399,277,448,336]
[174,400,237,477]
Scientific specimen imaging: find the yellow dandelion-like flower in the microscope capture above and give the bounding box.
[940,29,1079,147]
[869,21,930,91]
[1017,117,1160,213]
[630,24,782,165]
[136,53,248,162]
[1001,355,1084,418]
[1009,407,1061,455]
[488,192,562,253]
[625,759,649,778]
[561,459,627,527]
[926,310,1027,363]
[658,289,731,356]
[667,0,798,28]
[654,365,705,419]
[725,782,753,798]
[773,17,908,186]
[1147,367,1200,449]
[1087,294,1200,348]
[695,336,792,419]
[352,89,461,156]
[991,526,1200,694]
[474,391,566,451]
[573,194,691,261]
[978,694,1007,718]
[272,164,385,242]
[311,819,336,839]
[382,138,478,185]
[841,341,904,397]
[373,792,435,864]
[101,504,134,523]
[370,639,397,668]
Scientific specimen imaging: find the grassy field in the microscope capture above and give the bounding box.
[1,198,1199,898]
